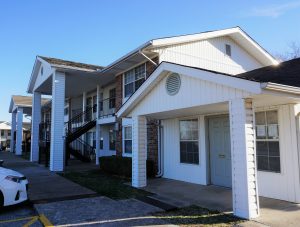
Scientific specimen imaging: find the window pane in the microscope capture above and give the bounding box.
[124,69,135,84]
[135,64,145,80]
[267,111,278,124]
[269,157,280,172]
[257,156,268,171]
[125,83,134,97]
[124,127,132,140]
[125,140,132,154]
[257,141,268,155]
[267,125,279,139]
[255,112,266,125]
[268,141,280,157]
[135,78,145,91]
[180,141,199,164]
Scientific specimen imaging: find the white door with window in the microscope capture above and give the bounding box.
[209,116,232,188]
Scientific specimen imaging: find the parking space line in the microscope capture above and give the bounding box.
[0,216,37,224]
[23,216,39,227]
[39,214,53,227]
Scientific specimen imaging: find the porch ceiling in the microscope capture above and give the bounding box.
[34,70,115,98]
[144,102,229,120]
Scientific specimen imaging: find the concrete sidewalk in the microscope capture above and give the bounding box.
[0,152,96,202]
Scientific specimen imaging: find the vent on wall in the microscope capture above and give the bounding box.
[165,73,181,96]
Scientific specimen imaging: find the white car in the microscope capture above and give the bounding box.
[0,166,28,207]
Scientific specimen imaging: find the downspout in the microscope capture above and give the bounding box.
[156,120,164,177]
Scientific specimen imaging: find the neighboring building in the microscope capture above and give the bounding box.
[0,121,12,149]
[8,95,48,155]
[0,121,31,151]
[24,26,300,219]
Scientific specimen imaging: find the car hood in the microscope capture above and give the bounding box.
[0,167,24,177]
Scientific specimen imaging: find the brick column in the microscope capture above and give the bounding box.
[11,111,16,153]
[50,71,66,171]
[229,98,259,219]
[30,92,41,162]
[15,107,23,155]
[132,116,147,188]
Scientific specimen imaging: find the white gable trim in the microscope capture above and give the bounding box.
[27,57,53,93]
[117,62,262,117]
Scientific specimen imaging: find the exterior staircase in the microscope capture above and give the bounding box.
[65,104,97,163]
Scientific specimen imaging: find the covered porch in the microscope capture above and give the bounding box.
[27,56,115,171]
[117,61,300,219]
[144,177,300,227]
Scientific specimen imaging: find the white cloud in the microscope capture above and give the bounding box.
[246,1,300,18]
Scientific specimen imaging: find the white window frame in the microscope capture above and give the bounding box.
[123,63,147,102]
[179,117,200,165]
[122,125,132,157]
[255,110,281,173]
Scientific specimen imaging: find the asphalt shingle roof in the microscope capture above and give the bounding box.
[236,58,300,87]
[39,56,103,71]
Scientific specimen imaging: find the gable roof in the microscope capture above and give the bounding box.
[117,61,263,117]
[117,59,300,118]
[9,95,50,113]
[102,27,278,76]
[235,58,300,87]
[38,56,103,71]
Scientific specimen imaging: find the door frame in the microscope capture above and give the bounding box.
[206,114,231,187]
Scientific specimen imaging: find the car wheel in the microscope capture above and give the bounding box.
[0,191,3,207]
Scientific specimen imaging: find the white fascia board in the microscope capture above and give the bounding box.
[117,62,262,117]
[151,27,239,47]
[262,82,300,95]
[151,27,278,66]
[52,65,97,73]
[27,58,41,93]
[163,63,262,94]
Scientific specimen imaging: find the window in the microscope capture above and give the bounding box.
[1,130,4,137]
[100,136,103,150]
[8,131,11,136]
[109,88,116,109]
[179,119,199,164]
[225,44,231,57]
[124,126,132,154]
[124,64,146,98]
[255,110,280,172]
[93,132,96,148]
[93,95,97,113]
[109,128,116,150]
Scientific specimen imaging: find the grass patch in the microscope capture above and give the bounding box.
[155,205,244,227]
[59,169,152,200]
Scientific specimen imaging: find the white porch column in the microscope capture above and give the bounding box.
[95,85,100,165]
[11,112,17,153]
[82,92,86,124]
[229,98,259,219]
[30,92,41,162]
[50,71,66,171]
[15,107,23,155]
[132,116,147,188]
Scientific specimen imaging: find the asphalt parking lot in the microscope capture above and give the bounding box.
[0,202,45,227]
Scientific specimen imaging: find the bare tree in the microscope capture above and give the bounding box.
[275,41,300,61]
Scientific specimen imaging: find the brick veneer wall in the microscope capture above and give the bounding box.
[114,57,160,172]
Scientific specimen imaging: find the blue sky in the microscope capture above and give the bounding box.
[0,0,300,121]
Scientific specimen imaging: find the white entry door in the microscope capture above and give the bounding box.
[209,116,232,188]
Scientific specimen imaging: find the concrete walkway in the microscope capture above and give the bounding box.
[0,152,96,202]
[144,178,300,227]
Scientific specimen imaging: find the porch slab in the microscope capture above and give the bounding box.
[144,178,300,227]
[0,152,96,202]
